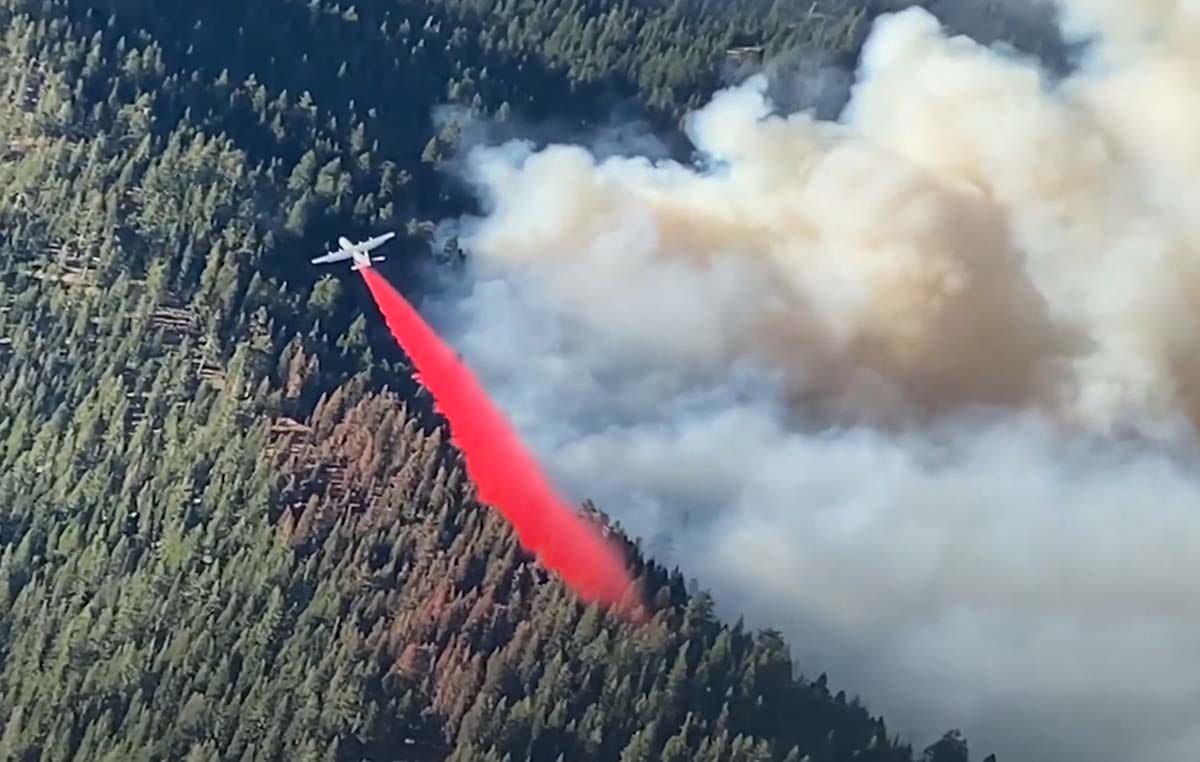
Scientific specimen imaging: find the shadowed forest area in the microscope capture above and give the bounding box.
[0,0,993,760]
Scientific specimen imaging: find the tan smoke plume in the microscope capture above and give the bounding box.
[462,2,1200,436]
[437,3,1200,761]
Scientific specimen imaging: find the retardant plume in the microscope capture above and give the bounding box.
[419,2,1200,760]
[357,267,639,616]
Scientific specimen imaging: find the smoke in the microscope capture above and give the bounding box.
[913,0,1075,71]
[421,2,1200,760]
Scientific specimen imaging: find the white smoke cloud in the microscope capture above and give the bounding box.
[424,3,1200,760]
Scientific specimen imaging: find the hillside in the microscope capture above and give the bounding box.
[0,1,989,760]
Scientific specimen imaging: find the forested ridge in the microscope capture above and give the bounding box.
[0,0,990,760]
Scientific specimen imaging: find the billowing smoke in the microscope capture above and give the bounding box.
[422,2,1200,760]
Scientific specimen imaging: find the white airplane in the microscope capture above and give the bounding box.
[311,232,396,271]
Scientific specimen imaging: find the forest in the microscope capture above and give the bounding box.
[0,0,991,760]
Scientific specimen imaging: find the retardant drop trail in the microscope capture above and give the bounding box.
[359,267,639,616]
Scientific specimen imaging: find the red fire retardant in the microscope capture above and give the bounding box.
[360,268,639,616]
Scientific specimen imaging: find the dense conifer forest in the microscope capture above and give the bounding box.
[0,0,994,760]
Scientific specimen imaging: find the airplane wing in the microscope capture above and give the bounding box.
[356,231,397,252]
[311,250,351,264]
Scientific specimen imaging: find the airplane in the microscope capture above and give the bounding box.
[311,231,396,270]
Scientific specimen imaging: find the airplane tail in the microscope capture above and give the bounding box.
[352,255,385,272]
